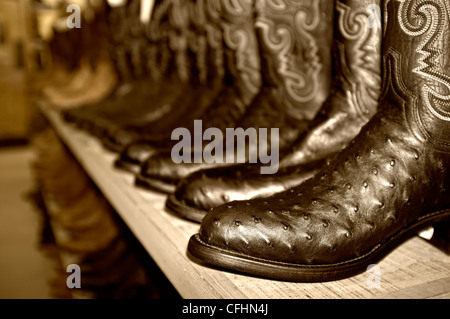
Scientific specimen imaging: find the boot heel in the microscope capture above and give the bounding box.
[418,219,450,255]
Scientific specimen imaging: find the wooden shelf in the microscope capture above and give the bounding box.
[41,103,450,299]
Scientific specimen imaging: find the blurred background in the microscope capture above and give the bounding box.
[0,0,46,299]
[0,0,179,299]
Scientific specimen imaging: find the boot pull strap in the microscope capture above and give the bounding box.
[140,0,156,24]
[107,0,127,8]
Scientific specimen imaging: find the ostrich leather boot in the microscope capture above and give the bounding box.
[134,0,264,191]
[136,0,333,193]
[167,0,383,223]
[188,0,450,282]
[113,0,233,173]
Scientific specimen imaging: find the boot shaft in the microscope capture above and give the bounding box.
[167,0,192,83]
[187,0,226,87]
[125,0,148,78]
[144,0,172,81]
[204,0,226,87]
[156,0,225,87]
[106,2,133,80]
[187,0,209,85]
[106,0,169,81]
[219,0,262,106]
[254,0,333,120]
[382,0,450,150]
[330,0,382,119]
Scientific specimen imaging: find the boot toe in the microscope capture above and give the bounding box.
[105,128,141,151]
[174,165,260,212]
[174,162,324,216]
[141,153,182,180]
[198,195,346,265]
[120,143,158,164]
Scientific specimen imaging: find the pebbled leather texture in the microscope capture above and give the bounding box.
[169,159,325,222]
[137,0,333,192]
[279,0,382,168]
[138,87,309,186]
[166,0,382,218]
[189,0,450,281]
[197,108,450,264]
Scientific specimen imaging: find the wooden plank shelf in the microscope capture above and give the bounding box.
[41,103,450,299]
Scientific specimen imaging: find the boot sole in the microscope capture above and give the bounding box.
[114,158,141,175]
[135,174,176,194]
[188,209,450,282]
[166,193,207,223]
[102,138,126,153]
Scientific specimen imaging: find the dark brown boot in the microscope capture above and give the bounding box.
[101,0,252,153]
[64,0,206,144]
[137,0,333,193]
[61,1,147,126]
[113,0,228,172]
[114,0,265,175]
[167,0,383,222]
[188,0,450,282]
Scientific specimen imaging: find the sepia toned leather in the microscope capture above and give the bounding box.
[137,0,333,193]
[188,0,450,282]
[115,0,261,168]
[64,0,209,147]
[167,0,382,220]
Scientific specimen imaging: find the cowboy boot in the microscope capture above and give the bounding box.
[113,0,229,173]
[38,25,81,95]
[48,3,119,109]
[116,0,262,177]
[134,0,264,190]
[43,13,92,105]
[64,0,195,141]
[62,0,137,125]
[168,0,383,222]
[188,0,450,282]
[62,0,176,132]
[70,0,173,145]
[44,1,119,108]
[85,0,179,138]
[136,0,332,193]
[99,0,225,152]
